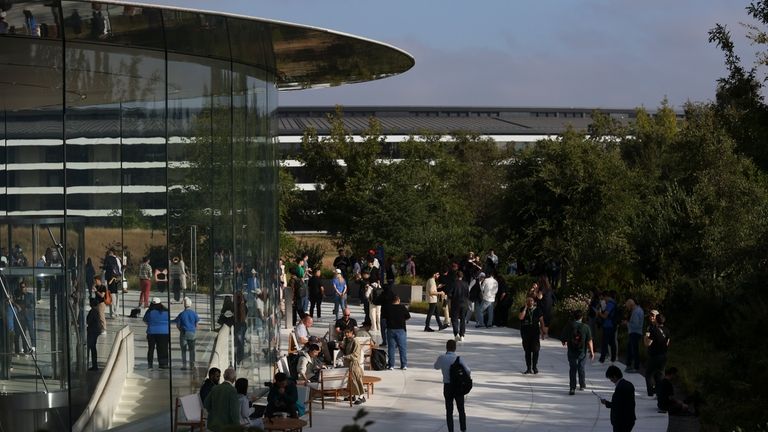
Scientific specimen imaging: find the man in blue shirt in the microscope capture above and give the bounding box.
[434,339,470,432]
[174,297,200,370]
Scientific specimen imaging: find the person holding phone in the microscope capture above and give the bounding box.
[601,365,636,432]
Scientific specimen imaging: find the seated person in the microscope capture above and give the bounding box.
[297,343,324,383]
[200,367,221,403]
[294,315,313,346]
[334,308,358,342]
[235,378,265,429]
[265,372,302,419]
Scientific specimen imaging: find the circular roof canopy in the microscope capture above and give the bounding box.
[0,0,415,90]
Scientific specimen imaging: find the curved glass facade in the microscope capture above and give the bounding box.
[0,1,279,429]
[0,1,414,430]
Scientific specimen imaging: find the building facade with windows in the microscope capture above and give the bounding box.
[0,2,413,430]
[277,106,661,231]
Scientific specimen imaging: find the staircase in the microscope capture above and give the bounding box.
[111,373,169,427]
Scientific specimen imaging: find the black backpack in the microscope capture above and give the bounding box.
[567,323,584,350]
[450,356,473,395]
[371,348,388,370]
[371,285,385,306]
[286,352,301,380]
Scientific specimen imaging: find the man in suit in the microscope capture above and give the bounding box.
[601,365,636,432]
[203,367,240,432]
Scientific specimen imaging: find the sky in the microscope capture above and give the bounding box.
[150,0,757,109]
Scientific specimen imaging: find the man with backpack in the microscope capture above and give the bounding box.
[434,339,470,432]
[561,309,594,395]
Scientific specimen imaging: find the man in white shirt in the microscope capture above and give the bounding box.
[294,315,313,346]
[434,339,469,432]
[476,273,498,328]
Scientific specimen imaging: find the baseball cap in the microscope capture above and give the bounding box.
[183,297,192,308]
[335,268,342,274]
[151,297,162,304]
[650,309,659,316]
[478,272,486,278]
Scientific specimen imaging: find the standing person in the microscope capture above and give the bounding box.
[154,266,168,293]
[493,270,511,327]
[104,248,122,316]
[287,268,302,326]
[600,365,637,432]
[369,281,384,334]
[340,327,366,404]
[138,256,152,309]
[519,296,545,374]
[204,368,240,432]
[561,309,594,395]
[450,271,469,342]
[599,291,618,363]
[645,311,670,397]
[358,269,372,323]
[86,297,104,370]
[477,272,498,328]
[84,258,96,291]
[333,249,349,279]
[434,339,469,432]
[169,255,187,303]
[175,297,200,370]
[378,282,395,348]
[307,268,324,318]
[538,277,556,336]
[332,269,347,320]
[622,299,644,373]
[143,298,170,369]
[91,275,107,333]
[425,271,447,331]
[404,253,416,278]
[386,295,410,370]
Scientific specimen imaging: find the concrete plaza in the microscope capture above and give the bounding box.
[297,303,668,432]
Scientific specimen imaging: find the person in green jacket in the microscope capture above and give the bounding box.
[204,368,240,432]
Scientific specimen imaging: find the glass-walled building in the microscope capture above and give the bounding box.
[0,1,413,430]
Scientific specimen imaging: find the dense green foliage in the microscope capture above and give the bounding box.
[297,107,510,272]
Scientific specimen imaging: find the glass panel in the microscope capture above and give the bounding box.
[164,10,230,60]
[61,2,164,49]
[0,1,62,39]
[64,35,169,424]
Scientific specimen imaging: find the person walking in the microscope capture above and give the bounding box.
[138,256,152,309]
[175,297,200,370]
[450,271,469,342]
[144,298,170,369]
[307,268,324,318]
[519,295,545,374]
[600,365,637,432]
[425,271,447,331]
[434,339,469,432]
[386,295,410,369]
[476,272,498,328]
[561,309,594,395]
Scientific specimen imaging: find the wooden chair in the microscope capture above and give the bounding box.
[174,394,205,432]
[288,331,300,353]
[296,385,313,427]
[307,367,351,409]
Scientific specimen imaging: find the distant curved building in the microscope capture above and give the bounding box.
[0,2,412,430]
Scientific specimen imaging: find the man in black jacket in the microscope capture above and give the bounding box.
[601,365,636,432]
[450,271,469,342]
[386,295,410,370]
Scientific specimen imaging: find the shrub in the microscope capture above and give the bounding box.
[408,301,429,314]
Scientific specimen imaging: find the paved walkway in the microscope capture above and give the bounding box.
[291,302,668,432]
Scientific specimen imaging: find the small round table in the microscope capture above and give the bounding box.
[262,416,308,432]
[362,375,382,398]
